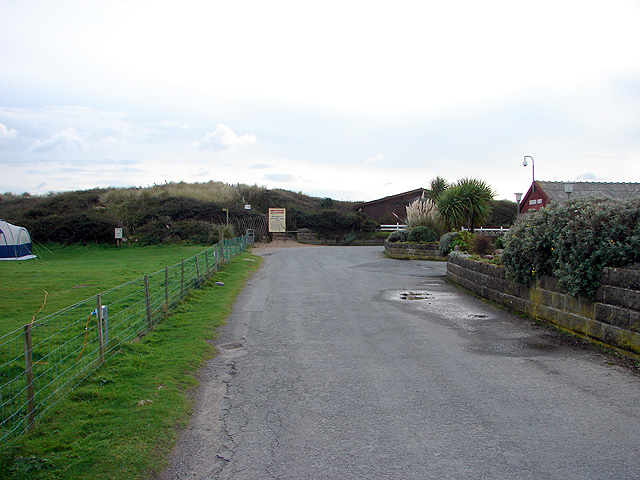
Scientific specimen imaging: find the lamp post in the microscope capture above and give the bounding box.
[515,192,523,218]
[523,155,535,183]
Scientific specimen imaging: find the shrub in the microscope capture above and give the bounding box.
[387,230,408,243]
[27,213,116,244]
[135,220,233,245]
[494,234,507,249]
[470,235,495,255]
[502,197,640,300]
[439,231,458,255]
[407,226,438,243]
[451,231,474,253]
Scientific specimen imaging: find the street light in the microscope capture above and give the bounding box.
[515,192,523,217]
[523,155,534,183]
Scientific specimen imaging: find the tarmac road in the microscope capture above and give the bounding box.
[159,245,640,480]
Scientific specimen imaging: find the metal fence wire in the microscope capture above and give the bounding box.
[0,236,249,442]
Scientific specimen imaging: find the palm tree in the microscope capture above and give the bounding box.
[425,176,450,203]
[437,178,495,232]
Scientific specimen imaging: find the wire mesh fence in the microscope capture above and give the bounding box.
[0,235,249,442]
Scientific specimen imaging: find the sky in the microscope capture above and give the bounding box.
[1,0,639,202]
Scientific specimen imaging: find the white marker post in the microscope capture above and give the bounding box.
[114,228,123,247]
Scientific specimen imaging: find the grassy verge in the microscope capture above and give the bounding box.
[0,243,213,334]
[0,251,262,479]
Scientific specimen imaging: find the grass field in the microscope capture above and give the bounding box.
[0,244,262,479]
[0,243,210,335]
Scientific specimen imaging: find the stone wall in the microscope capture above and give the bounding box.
[384,241,444,260]
[446,254,640,357]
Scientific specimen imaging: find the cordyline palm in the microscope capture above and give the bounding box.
[425,176,450,203]
[437,178,495,232]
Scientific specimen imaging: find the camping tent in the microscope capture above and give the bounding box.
[0,220,36,260]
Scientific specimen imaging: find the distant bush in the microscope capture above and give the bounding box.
[135,220,234,245]
[27,213,116,244]
[387,230,408,243]
[470,235,495,255]
[407,226,438,243]
[3,182,373,245]
[502,197,640,300]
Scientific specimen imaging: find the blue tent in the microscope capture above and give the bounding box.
[0,220,36,260]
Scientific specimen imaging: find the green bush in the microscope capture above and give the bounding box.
[407,226,438,243]
[502,197,640,300]
[387,230,408,242]
[439,231,457,255]
[451,231,474,253]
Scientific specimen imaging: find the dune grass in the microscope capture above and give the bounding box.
[0,249,262,479]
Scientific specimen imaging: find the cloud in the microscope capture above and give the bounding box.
[28,127,89,153]
[264,173,294,182]
[365,153,384,164]
[249,163,270,169]
[0,122,18,140]
[576,172,607,181]
[192,124,256,153]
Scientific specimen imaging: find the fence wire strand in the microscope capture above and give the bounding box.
[0,237,248,441]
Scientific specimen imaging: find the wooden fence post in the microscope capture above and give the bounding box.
[195,255,200,285]
[180,259,184,298]
[23,324,35,431]
[165,266,169,309]
[205,251,209,274]
[96,295,105,365]
[144,276,152,329]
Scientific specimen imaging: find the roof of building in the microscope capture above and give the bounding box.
[537,181,640,203]
[355,188,426,208]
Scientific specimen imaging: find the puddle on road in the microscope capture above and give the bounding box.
[468,340,558,357]
[400,291,432,301]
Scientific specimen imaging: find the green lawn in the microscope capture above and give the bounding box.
[0,245,262,479]
[0,244,209,335]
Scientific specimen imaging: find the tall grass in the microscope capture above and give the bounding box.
[99,181,252,206]
[405,197,440,232]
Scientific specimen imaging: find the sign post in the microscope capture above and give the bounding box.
[268,208,286,241]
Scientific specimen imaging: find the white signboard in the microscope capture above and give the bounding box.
[268,208,286,233]
[114,228,123,239]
